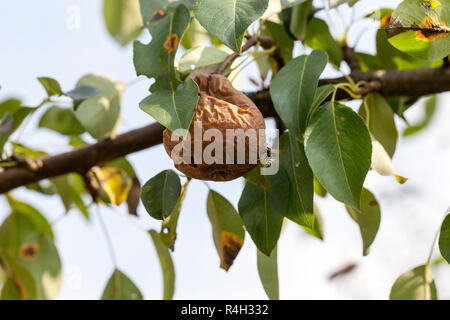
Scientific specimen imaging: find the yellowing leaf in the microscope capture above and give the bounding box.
[92,167,132,205]
[371,139,407,184]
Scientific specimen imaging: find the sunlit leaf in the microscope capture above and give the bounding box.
[345,188,381,255]
[193,0,269,53]
[74,74,124,139]
[305,18,342,67]
[181,17,209,49]
[390,265,437,300]
[257,246,279,300]
[178,46,229,76]
[149,230,175,299]
[386,0,450,61]
[101,269,143,300]
[39,105,85,136]
[92,167,133,206]
[37,77,62,97]
[207,190,245,271]
[104,0,143,46]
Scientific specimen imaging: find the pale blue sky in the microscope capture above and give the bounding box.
[0,0,449,299]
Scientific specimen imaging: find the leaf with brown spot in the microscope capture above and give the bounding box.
[0,252,38,300]
[207,190,245,271]
[19,242,40,260]
[164,34,178,53]
[385,0,450,61]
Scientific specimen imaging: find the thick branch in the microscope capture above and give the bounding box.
[0,66,449,193]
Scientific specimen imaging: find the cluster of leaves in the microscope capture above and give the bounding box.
[0,0,449,300]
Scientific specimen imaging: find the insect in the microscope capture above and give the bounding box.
[260,146,288,168]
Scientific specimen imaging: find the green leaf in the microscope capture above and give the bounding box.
[270,50,328,140]
[0,99,33,155]
[0,211,61,299]
[386,0,450,61]
[390,265,437,300]
[101,269,143,300]
[305,18,343,67]
[74,74,124,139]
[0,253,38,300]
[313,176,327,197]
[329,0,358,8]
[181,17,209,49]
[279,132,314,224]
[244,166,271,189]
[160,180,190,249]
[238,169,289,255]
[65,85,101,103]
[345,188,381,256]
[439,213,450,264]
[149,230,175,299]
[0,112,13,134]
[281,0,307,9]
[305,102,372,209]
[37,77,62,97]
[302,203,324,240]
[193,0,269,53]
[403,95,437,136]
[139,79,199,133]
[139,0,193,25]
[134,4,191,89]
[207,190,245,271]
[261,20,294,62]
[257,246,279,300]
[178,46,229,76]
[359,93,398,157]
[103,0,143,46]
[141,170,181,220]
[39,106,85,136]
[289,0,312,41]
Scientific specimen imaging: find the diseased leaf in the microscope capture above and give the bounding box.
[359,93,398,157]
[92,167,133,206]
[104,0,143,46]
[134,4,190,90]
[390,265,437,300]
[37,77,62,97]
[238,169,289,255]
[257,246,279,300]
[74,74,124,139]
[139,79,199,133]
[149,230,175,299]
[0,253,38,300]
[207,190,245,271]
[270,50,328,141]
[141,170,181,220]
[439,213,450,264]
[39,106,85,136]
[138,0,193,26]
[193,0,269,52]
[345,188,381,255]
[101,269,143,300]
[0,211,61,300]
[385,0,450,61]
[305,18,343,67]
[305,102,372,209]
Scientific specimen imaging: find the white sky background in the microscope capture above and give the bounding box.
[0,0,449,299]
